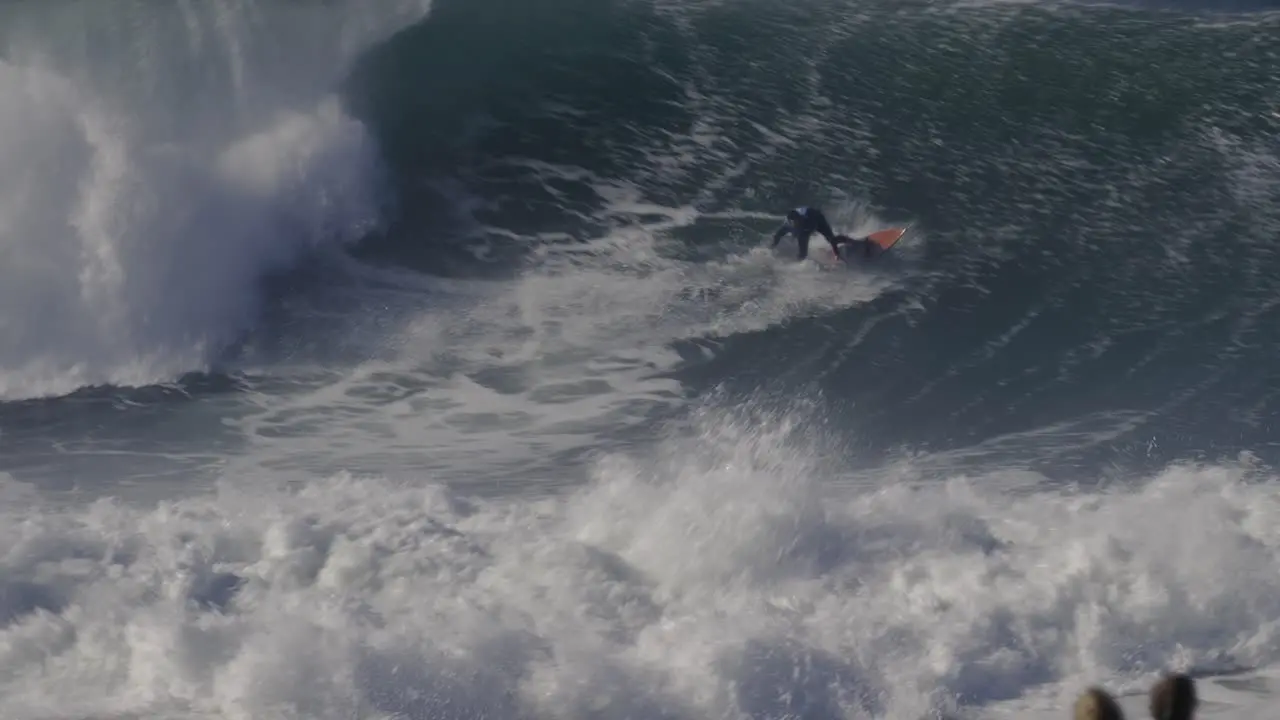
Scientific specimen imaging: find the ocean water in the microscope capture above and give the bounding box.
[1,0,1279,718]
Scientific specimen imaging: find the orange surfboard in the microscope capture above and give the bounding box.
[832,224,911,261]
[866,225,910,251]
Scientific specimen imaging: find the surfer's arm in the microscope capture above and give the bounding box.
[771,223,792,247]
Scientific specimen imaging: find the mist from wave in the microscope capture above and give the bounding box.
[3,398,1280,719]
[0,0,434,401]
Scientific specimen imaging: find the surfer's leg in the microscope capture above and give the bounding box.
[816,218,842,255]
[836,236,875,258]
[795,231,812,260]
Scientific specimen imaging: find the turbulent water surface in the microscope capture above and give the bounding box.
[2,0,1280,718]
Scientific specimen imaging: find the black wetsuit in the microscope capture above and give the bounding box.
[772,206,875,260]
[771,206,843,260]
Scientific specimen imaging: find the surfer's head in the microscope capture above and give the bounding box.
[1149,673,1196,720]
[1072,688,1123,720]
[786,209,802,224]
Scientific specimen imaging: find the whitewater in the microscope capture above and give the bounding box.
[2,0,1280,718]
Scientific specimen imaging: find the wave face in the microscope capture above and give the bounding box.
[1,0,1280,718]
[341,0,1280,473]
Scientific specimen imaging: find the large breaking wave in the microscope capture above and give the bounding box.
[2,0,1280,719]
[0,1,432,400]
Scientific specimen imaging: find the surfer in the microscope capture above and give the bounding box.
[771,206,872,261]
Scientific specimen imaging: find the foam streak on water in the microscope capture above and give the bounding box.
[226,175,905,483]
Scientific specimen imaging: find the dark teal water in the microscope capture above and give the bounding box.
[1,0,1277,484]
